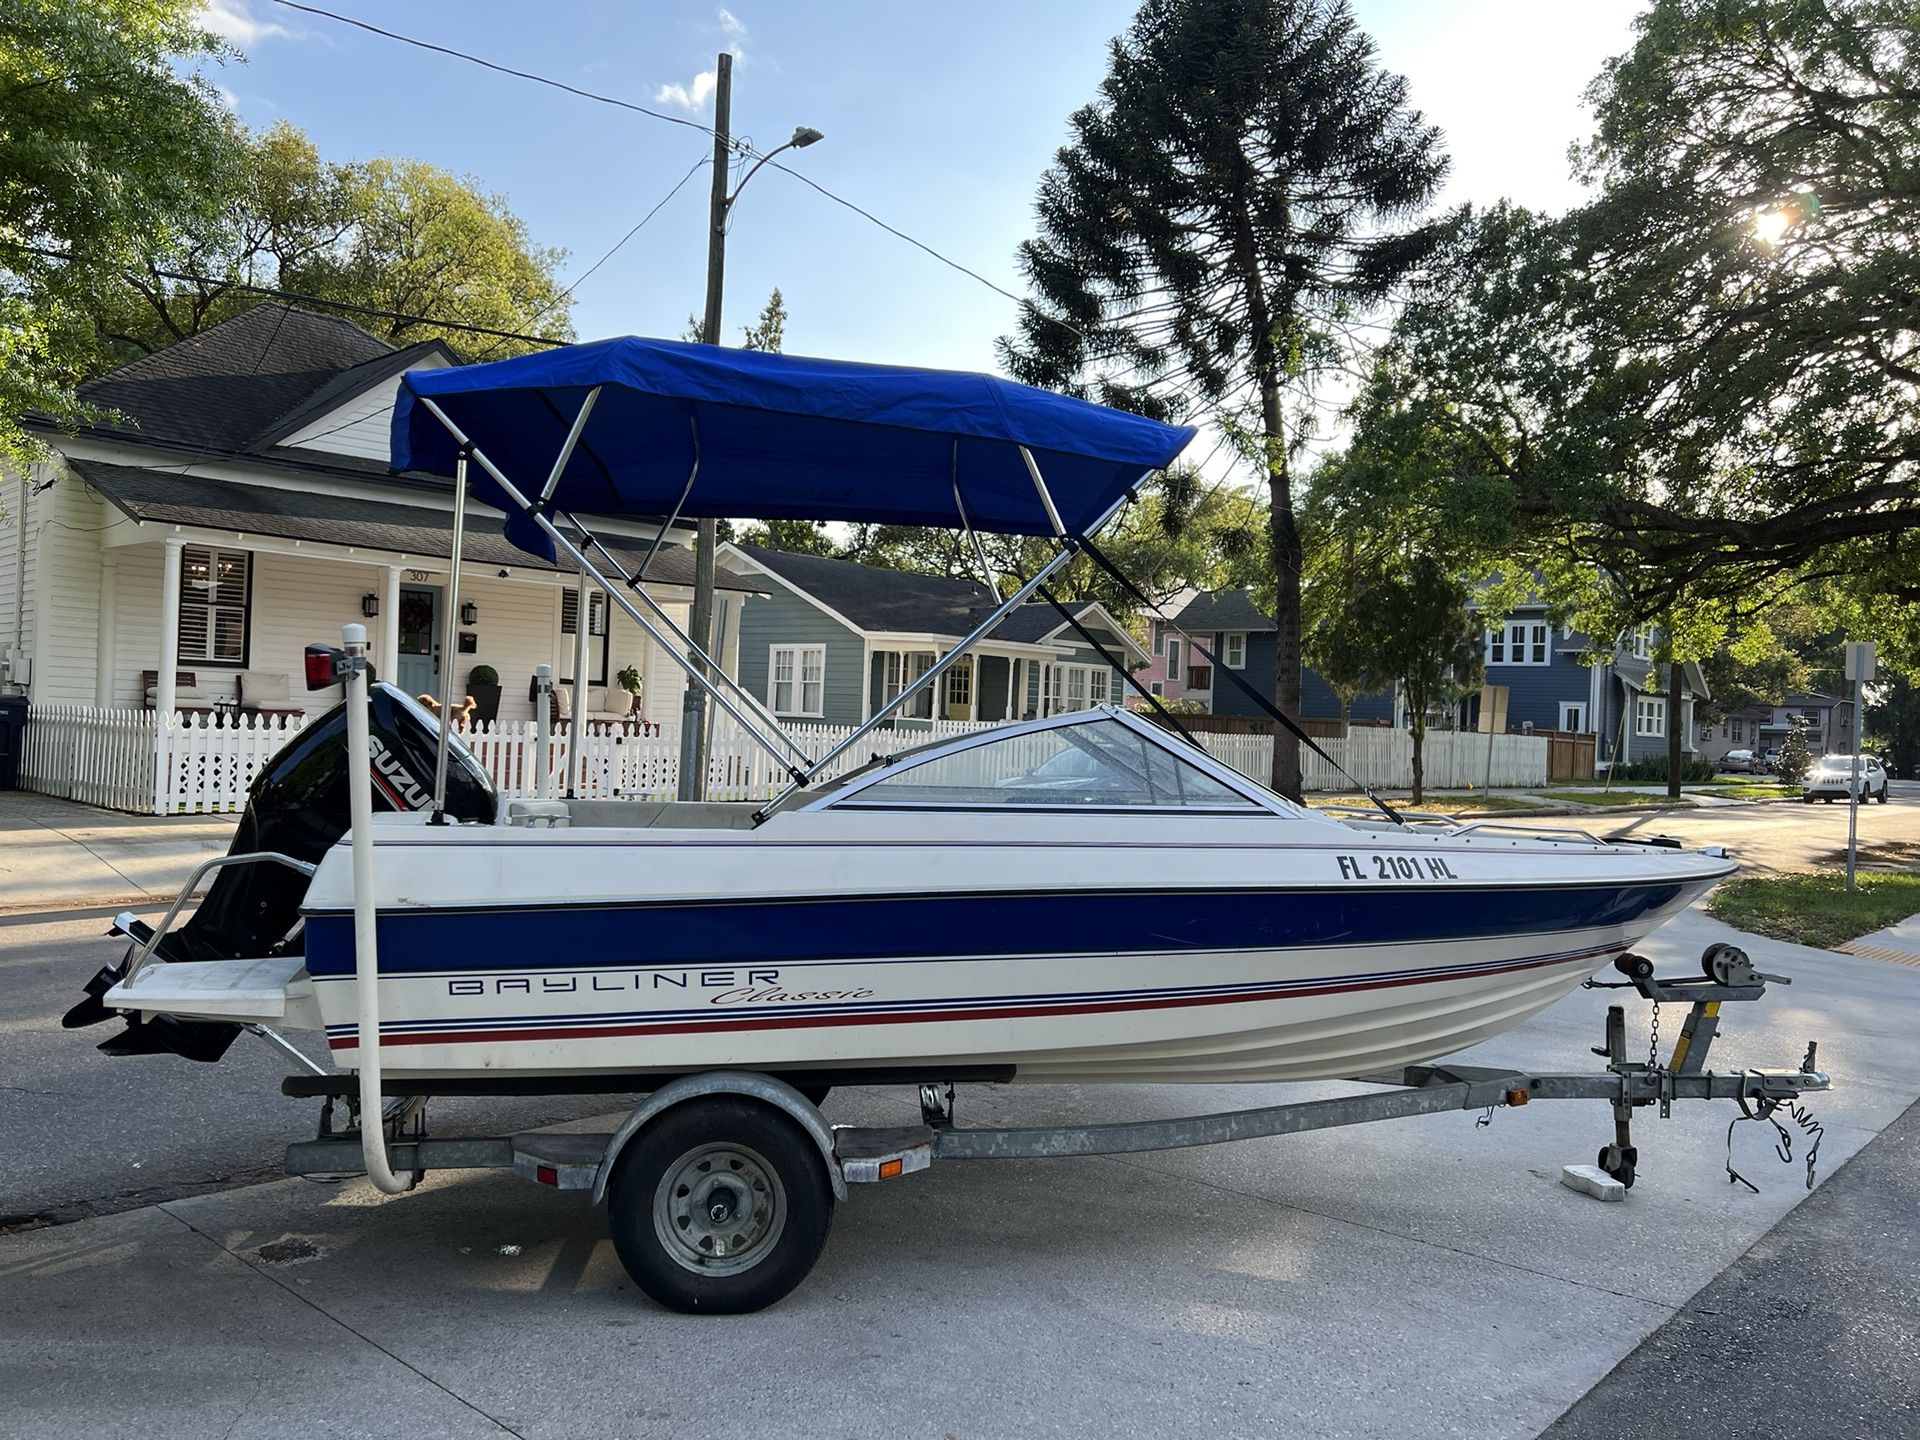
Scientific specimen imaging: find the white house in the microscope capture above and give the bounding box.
[0,304,760,809]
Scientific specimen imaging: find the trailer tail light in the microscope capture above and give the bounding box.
[535,1164,558,1187]
[305,644,347,691]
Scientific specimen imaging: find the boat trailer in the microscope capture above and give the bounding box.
[282,944,1829,1313]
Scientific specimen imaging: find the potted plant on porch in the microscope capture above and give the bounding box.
[465,664,502,724]
[615,664,642,715]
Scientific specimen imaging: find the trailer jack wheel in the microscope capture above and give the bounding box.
[1597,1144,1638,1190]
[606,1096,833,1314]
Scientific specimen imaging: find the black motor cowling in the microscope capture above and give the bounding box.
[70,685,496,1058]
[168,683,496,963]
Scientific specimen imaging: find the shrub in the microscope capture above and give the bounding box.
[467,663,499,687]
[1774,727,1813,787]
[1608,755,1717,784]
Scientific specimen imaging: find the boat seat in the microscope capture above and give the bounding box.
[557,799,762,830]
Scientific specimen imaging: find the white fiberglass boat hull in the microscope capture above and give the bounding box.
[293,808,1730,1085]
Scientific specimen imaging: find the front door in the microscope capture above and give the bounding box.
[396,585,441,697]
[1561,702,1589,733]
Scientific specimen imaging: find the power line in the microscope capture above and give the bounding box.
[0,240,567,348]
[267,3,1106,355]
[271,0,720,143]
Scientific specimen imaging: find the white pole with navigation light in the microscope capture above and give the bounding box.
[340,622,416,1194]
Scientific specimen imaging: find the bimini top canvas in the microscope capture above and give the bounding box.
[390,335,1194,560]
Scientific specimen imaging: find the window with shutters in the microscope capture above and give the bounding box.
[561,587,609,685]
[177,546,250,665]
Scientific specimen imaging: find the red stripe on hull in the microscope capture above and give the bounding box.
[327,945,1623,1051]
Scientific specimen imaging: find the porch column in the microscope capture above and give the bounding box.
[968,655,979,721]
[95,554,118,707]
[381,565,401,681]
[157,538,183,718]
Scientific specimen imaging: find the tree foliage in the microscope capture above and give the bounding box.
[82,120,574,370]
[0,0,237,470]
[1382,0,1920,637]
[1001,0,1447,796]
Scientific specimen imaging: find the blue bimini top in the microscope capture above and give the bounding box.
[390,335,1194,561]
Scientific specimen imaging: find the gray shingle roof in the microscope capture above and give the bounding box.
[74,304,400,452]
[737,545,992,632]
[71,458,757,591]
[736,544,1099,643]
[1173,587,1273,632]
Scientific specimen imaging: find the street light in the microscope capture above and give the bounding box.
[679,55,824,800]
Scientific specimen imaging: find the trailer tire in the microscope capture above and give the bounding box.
[606,1096,833,1314]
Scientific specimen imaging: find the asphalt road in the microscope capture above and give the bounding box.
[1592,780,1920,876]
[0,908,649,1226]
[1544,1096,1920,1440]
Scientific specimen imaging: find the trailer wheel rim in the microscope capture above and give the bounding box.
[652,1141,787,1278]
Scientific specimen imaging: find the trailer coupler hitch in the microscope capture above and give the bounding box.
[1583,947,1827,1191]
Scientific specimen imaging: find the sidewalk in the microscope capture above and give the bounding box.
[0,792,237,913]
[1834,911,1920,968]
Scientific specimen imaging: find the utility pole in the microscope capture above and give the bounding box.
[678,51,733,801]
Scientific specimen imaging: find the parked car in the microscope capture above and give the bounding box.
[1718,749,1763,774]
[1802,755,1890,804]
[1761,747,1782,772]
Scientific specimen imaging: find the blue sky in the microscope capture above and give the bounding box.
[202,0,1645,379]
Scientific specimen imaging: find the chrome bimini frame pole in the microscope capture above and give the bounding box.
[756,453,1136,815]
[415,396,1139,801]
[560,512,811,767]
[415,395,805,782]
[428,449,470,822]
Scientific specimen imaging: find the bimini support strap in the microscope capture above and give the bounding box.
[631,412,699,585]
[1075,537,1403,825]
[1032,583,1199,747]
[415,396,804,784]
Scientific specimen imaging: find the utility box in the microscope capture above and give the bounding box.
[0,694,27,790]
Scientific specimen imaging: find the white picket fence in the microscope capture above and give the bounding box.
[18,704,1549,814]
[19,705,160,812]
[1193,727,1549,792]
[16,704,1007,814]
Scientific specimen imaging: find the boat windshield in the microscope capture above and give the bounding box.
[822,717,1259,810]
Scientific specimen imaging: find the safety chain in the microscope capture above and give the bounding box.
[1648,1000,1662,1070]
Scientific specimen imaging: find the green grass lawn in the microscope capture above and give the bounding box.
[1708,870,1920,951]
[1712,783,1800,801]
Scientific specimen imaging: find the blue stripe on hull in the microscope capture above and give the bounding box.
[302,883,1687,979]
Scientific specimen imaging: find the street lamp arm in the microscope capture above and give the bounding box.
[725,127,824,210]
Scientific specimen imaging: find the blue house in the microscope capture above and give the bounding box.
[1468,604,1708,766]
[723,543,1148,729]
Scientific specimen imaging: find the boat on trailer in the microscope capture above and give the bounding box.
[67,337,1828,1312]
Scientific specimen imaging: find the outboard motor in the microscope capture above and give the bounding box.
[66,683,497,1057]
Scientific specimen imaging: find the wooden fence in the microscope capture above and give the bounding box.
[19,703,1550,812]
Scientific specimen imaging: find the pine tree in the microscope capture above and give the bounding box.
[1001,0,1447,798]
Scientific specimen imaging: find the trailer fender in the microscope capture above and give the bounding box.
[591,1071,846,1205]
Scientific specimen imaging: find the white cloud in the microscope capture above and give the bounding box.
[654,69,718,111]
[655,8,749,111]
[197,0,300,45]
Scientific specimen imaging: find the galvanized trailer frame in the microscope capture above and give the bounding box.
[281,947,1829,1308]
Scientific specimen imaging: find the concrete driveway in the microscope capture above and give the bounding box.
[5,906,1918,1440]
